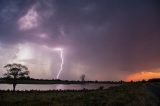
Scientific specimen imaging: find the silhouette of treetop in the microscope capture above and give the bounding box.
[3,63,29,91]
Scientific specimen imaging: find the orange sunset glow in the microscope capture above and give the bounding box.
[126,71,160,81]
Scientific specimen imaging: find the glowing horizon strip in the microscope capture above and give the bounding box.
[54,48,64,79]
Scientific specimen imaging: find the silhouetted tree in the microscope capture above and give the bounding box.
[3,63,29,91]
[80,74,85,82]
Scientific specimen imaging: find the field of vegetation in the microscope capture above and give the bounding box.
[0,83,159,106]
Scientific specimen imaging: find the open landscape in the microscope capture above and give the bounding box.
[0,0,160,105]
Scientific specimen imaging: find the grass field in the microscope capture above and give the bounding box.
[0,83,159,106]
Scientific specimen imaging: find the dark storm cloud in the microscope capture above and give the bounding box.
[52,0,160,73]
[0,0,34,44]
[0,0,160,80]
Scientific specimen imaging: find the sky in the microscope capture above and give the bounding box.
[0,0,160,81]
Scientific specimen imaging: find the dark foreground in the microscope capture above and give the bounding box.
[0,83,159,106]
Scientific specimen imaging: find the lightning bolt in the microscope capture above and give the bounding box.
[54,48,64,79]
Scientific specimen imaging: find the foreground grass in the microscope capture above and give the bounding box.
[0,83,159,106]
[152,82,160,88]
